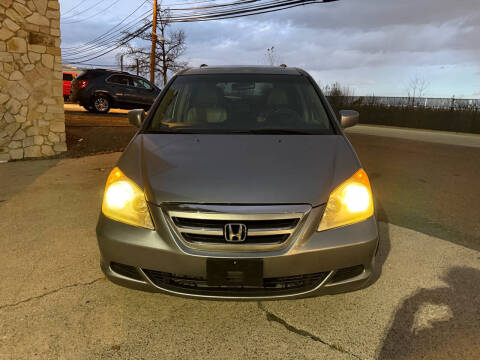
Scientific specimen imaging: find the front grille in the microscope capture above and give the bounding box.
[182,233,289,244]
[167,206,307,247]
[172,217,299,229]
[143,269,329,296]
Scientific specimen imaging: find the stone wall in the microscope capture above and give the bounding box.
[0,0,65,161]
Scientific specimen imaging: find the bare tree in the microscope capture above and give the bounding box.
[117,7,187,86]
[407,75,429,105]
[322,81,355,109]
[264,46,278,66]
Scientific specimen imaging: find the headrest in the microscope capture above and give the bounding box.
[193,86,222,106]
[267,89,288,106]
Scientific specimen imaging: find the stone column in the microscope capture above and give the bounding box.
[0,0,66,161]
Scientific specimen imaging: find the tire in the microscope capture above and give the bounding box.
[92,94,111,113]
[84,105,97,113]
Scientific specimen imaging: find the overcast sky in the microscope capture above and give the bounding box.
[60,0,480,97]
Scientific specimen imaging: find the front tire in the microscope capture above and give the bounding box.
[93,94,111,113]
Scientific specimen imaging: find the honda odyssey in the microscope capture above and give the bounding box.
[96,66,379,300]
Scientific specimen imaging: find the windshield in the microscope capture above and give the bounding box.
[146,74,334,134]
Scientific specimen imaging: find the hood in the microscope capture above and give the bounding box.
[118,134,360,207]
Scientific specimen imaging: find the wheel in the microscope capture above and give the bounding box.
[84,105,97,113]
[92,94,111,113]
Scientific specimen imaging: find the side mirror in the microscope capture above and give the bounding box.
[128,109,146,128]
[339,110,359,129]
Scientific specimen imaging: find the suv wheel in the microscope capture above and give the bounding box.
[93,94,111,113]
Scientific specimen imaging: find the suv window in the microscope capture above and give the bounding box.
[148,74,333,134]
[132,77,153,90]
[107,75,131,86]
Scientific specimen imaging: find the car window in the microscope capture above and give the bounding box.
[148,74,334,134]
[63,73,74,81]
[108,75,131,86]
[132,77,153,90]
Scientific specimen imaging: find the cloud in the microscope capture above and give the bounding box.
[273,0,480,30]
[60,0,480,97]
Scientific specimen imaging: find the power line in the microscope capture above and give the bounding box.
[61,15,152,57]
[61,14,151,55]
[63,0,338,63]
[61,0,110,21]
[65,62,122,67]
[62,0,124,24]
[61,0,267,57]
[61,0,97,16]
[64,29,147,63]
[61,1,152,52]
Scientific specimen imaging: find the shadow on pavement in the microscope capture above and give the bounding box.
[378,266,480,360]
[0,159,59,208]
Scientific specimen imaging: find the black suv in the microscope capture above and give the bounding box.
[71,69,161,113]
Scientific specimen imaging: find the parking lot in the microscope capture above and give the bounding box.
[1,120,479,359]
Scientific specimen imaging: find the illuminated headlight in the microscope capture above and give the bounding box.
[102,167,154,229]
[318,169,374,231]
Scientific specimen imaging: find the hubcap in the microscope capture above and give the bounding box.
[94,97,108,111]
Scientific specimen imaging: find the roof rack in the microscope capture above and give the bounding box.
[200,64,208,68]
[279,64,287,68]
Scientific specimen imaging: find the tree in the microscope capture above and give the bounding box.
[264,46,278,66]
[406,75,429,106]
[117,7,187,86]
[322,82,355,111]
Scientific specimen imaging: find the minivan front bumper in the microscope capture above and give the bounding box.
[96,204,379,300]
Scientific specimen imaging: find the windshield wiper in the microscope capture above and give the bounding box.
[240,129,319,135]
[144,128,326,135]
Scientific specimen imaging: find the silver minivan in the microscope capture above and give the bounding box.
[96,66,379,300]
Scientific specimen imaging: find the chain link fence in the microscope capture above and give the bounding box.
[325,96,480,134]
[328,96,480,111]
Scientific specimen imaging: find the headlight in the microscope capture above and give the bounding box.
[318,169,374,231]
[101,167,154,230]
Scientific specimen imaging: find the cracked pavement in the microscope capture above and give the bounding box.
[257,302,362,359]
[1,134,479,359]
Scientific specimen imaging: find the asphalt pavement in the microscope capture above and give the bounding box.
[64,103,130,127]
[0,129,479,359]
[64,103,129,115]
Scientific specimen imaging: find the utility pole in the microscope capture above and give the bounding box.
[136,59,139,76]
[150,0,158,84]
[120,54,124,71]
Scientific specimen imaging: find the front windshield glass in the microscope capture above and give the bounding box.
[147,74,334,134]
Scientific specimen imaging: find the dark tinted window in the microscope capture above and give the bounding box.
[132,77,153,90]
[63,73,73,81]
[148,74,333,134]
[107,75,131,86]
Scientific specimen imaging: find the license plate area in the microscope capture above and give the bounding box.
[207,259,263,287]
